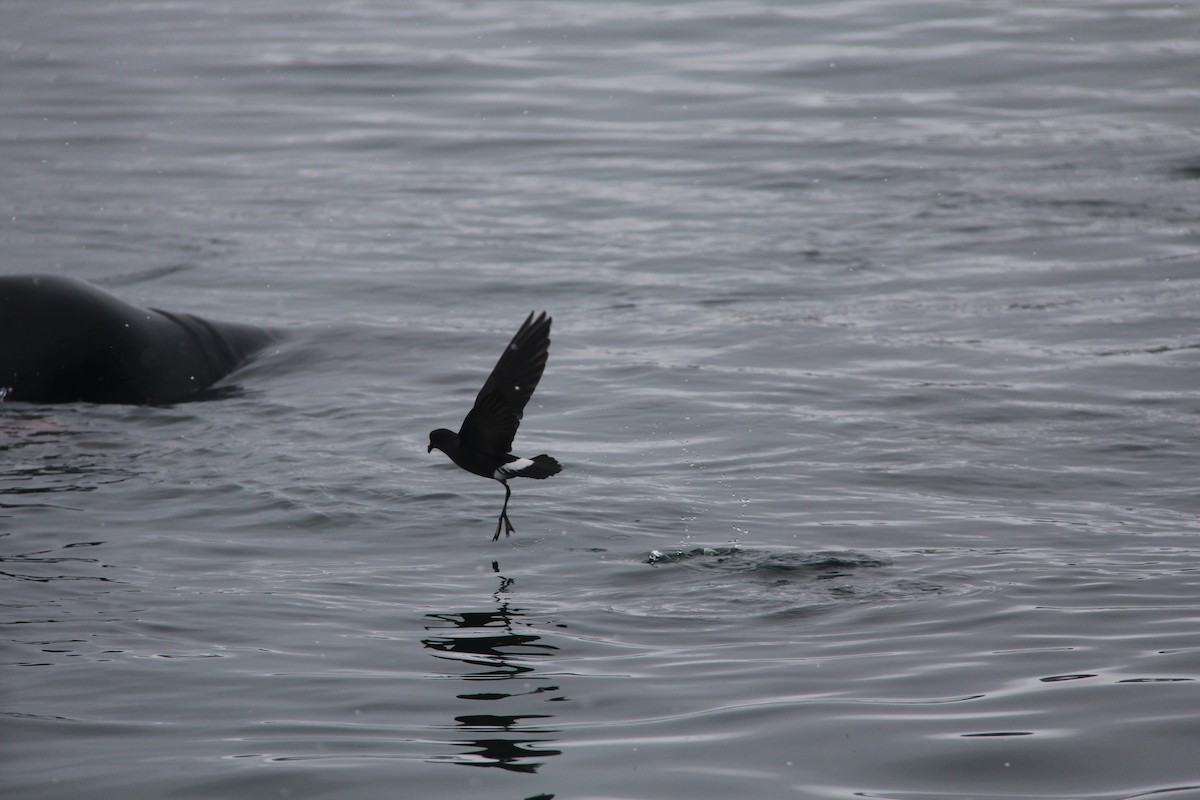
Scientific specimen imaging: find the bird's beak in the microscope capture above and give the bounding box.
[426,444,434,454]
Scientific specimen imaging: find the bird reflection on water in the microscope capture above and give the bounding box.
[422,561,566,774]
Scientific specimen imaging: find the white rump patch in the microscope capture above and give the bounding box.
[495,457,534,480]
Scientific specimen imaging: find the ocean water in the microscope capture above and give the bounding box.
[4,1,1200,798]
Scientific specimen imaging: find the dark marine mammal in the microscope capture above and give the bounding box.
[0,274,275,405]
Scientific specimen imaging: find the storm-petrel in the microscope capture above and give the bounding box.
[427,312,561,540]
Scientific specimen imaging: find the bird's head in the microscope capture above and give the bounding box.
[427,428,457,454]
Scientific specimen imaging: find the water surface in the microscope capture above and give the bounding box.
[4,1,1200,798]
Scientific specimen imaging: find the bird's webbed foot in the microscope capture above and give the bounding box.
[492,511,516,541]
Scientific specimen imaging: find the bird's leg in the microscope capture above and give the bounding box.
[501,482,516,537]
[493,482,515,541]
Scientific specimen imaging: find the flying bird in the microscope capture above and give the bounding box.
[427,312,561,540]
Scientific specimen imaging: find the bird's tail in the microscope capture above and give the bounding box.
[515,454,561,479]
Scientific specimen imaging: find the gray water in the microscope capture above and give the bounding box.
[4,2,1200,798]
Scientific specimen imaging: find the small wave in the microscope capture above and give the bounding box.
[614,546,949,619]
[646,546,889,577]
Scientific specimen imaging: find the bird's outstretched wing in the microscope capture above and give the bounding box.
[458,312,551,457]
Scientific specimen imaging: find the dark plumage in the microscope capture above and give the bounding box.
[427,312,561,540]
